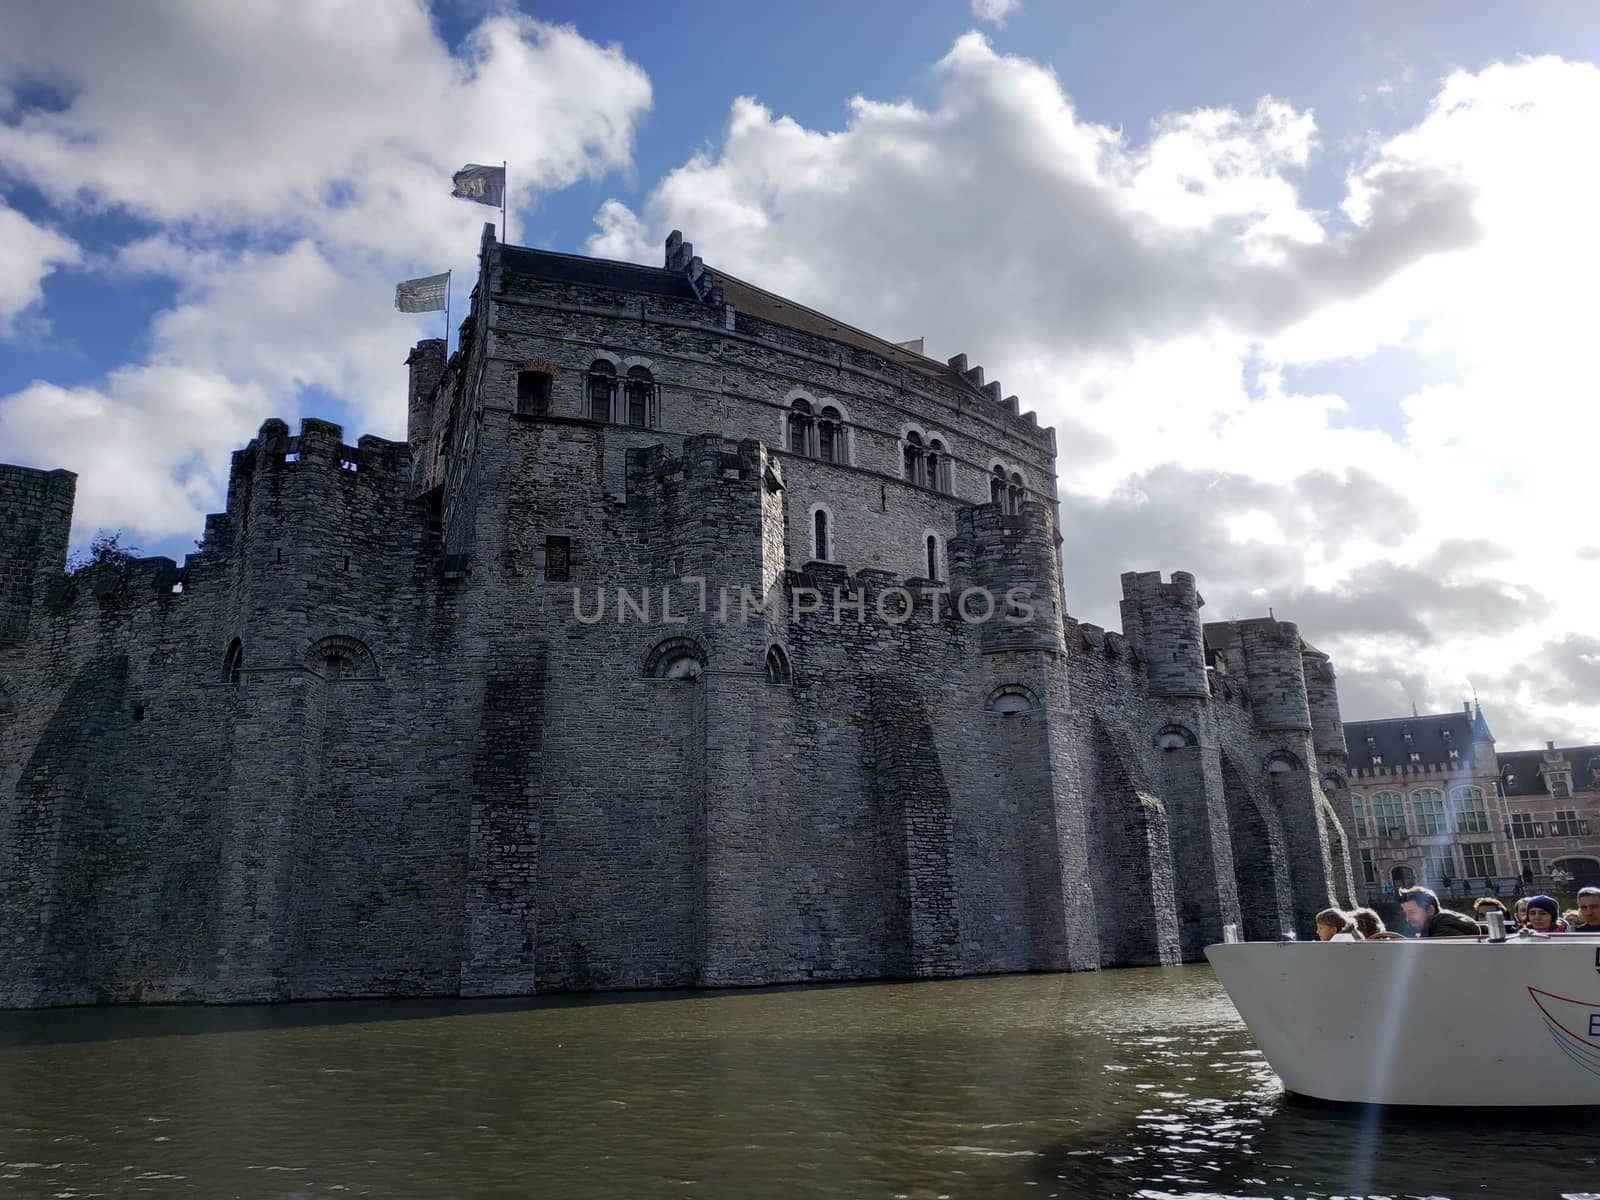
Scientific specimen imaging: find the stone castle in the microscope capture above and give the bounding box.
[0,225,1357,1008]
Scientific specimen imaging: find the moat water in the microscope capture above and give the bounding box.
[1,965,1595,1199]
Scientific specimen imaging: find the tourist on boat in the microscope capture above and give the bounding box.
[1523,894,1566,932]
[1473,897,1506,921]
[1396,885,1480,937]
[1571,887,1600,933]
[1314,909,1364,941]
[1351,907,1404,940]
[1512,896,1530,928]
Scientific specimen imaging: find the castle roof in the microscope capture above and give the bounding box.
[500,245,699,300]
[497,242,975,391]
[1343,708,1480,770]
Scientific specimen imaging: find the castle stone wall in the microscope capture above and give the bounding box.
[0,230,1356,1008]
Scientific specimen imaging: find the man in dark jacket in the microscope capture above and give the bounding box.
[1570,887,1600,933]
[1398,885,1481,937]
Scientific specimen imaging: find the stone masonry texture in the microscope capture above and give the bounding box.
[0,226,1356,1007]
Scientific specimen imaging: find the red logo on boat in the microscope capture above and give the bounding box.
[1529,987,1600,1074]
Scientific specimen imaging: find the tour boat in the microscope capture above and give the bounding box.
[1205,933,1600,1106]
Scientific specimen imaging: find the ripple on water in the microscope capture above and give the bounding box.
[0,966,1595,1198]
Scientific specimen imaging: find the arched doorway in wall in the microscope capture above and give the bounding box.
[1391,864,1415,889]
[1551,857,1600,889]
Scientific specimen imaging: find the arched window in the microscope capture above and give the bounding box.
[986,684,1039,716]
[587,361,616,422]
[990,465,1006,505]
[812,507,831,561]
[818,405,843,463]
[222,638,243,687]
[1155,724,1197,749]
[1450,785,1489,834]
[1008,471,1025,514]
[927,438,951,494]
[624,366,655,427]
[926,534,940,581]
[788,399,814,456]
[1391,864,1415,888]
[903,431,925,485]
[306,634,378,680]
[1411,788,1445,835]
[1371,791,1407,838]
[765,644,793,685]
[645,636,706,680]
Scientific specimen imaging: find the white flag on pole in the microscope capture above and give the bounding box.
[395,272,449,313]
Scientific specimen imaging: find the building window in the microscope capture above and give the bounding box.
[903,432,925,485]
[1359,848,1377,885]
[516,370,552,416]
[1451,786,1489,834]
[1422,846,1454,884]
[644,636,706,680]
[1352,796,1369,838]
[1412,789,1446,836]
[926,438,952,494]
[1553,808,1581,836]
[624,366,656,427]
[1550,775,1571,799]
[765,644,793,685]
[545,536,570,582]
[812,507,831,561]
[587,361,616,422]
[1461,842,1498,878]
[1371,791,1407,838]
[788,399,815,456]
[818,405,843,463]
[222,638,244,687]
[990,465,1006,505]
[1008,472,1025,513]
[1519,847,1543,879]
[926,534,940,581]
[1510,812,1537,839]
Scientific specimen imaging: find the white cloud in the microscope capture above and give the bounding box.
[590,37,1600,745]
[0,202,78,336]
[0,3,650,535]
[971,0,1021,27]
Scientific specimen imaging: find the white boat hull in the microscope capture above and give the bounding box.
[1205,937,1600,1106]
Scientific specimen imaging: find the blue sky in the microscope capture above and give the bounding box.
[2,1,1599,742]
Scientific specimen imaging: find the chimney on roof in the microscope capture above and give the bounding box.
[665,230,693,272]
[1464,701,1473,714]
[1547,740,1557,751]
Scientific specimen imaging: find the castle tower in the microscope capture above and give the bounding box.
[1120,570,1241,959]
[0,465,75,647]
[948,499,1098,971]
[1207,617,1344,927]
[406,338,447,459]
[1118,570,1207,698]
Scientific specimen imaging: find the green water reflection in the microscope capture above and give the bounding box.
[1,965,1595,1198]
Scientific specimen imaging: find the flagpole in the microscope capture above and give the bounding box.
[444,270,451,355]
[501,160,507,242]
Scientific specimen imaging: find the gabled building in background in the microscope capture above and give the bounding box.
[1343,703,1600,900]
